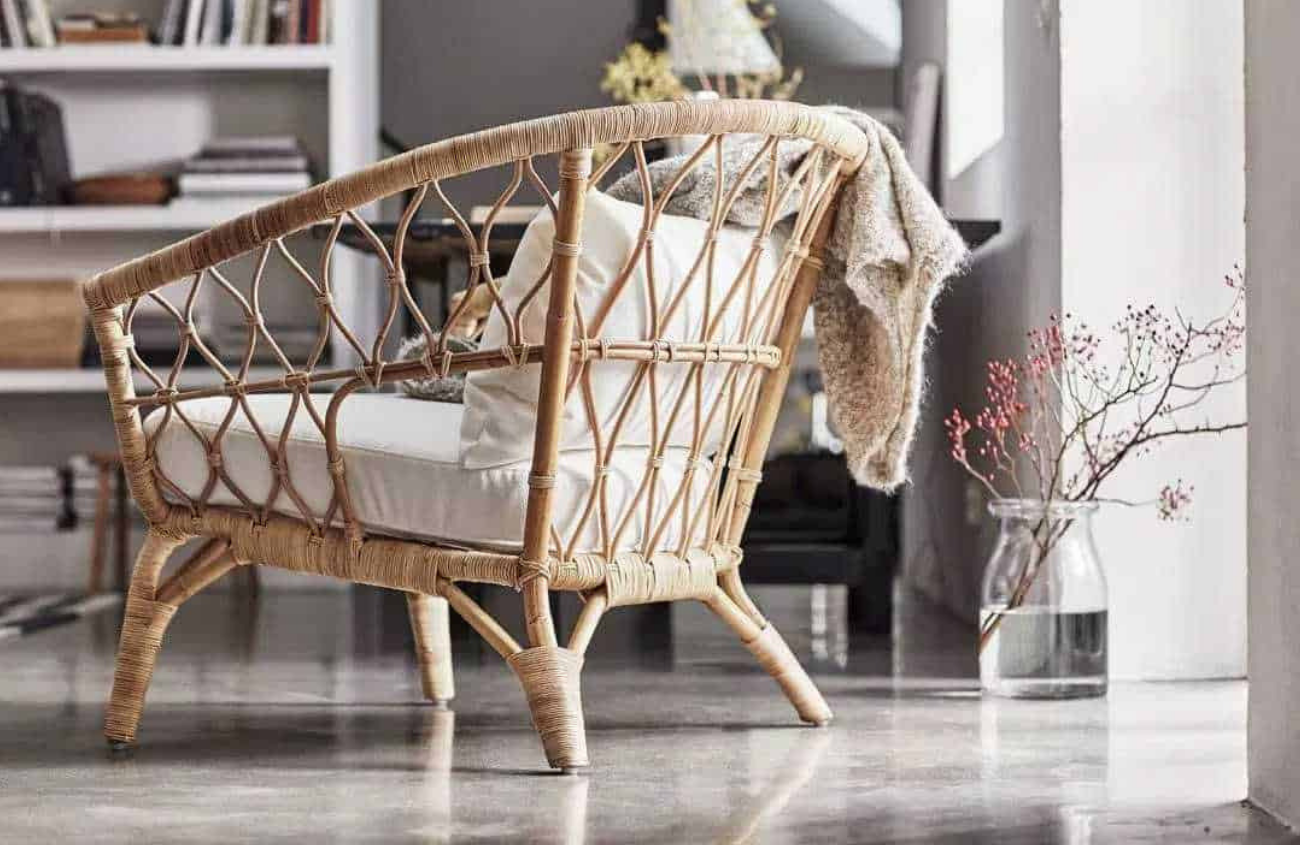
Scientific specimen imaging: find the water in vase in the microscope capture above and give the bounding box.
[979,606,1108,699]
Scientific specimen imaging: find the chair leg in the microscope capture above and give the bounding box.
[707,589,833,726]
[508,644,589,772]
[407,592,455,706]
[104,529,185,748]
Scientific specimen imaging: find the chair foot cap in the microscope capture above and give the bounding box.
[106,739,134,756]
[430,698,451,710]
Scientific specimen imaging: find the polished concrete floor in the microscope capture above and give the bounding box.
[0,584,1292,843]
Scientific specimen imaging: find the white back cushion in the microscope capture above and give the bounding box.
[459,190,784,469]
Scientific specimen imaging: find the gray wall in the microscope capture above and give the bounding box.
[899,0,1062,619]
[1245,1,1300,827]
[379,0,897,210]
[380,0,637,210]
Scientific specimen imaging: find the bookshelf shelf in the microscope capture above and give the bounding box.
[0,201,276,233]
[0,45,335,74]
[0,366,330,393]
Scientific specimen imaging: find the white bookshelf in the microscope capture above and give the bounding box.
[0,44,335,73]
[0,5,379,592]
[0,3,380,394]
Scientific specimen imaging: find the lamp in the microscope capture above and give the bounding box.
[667,0,781,80]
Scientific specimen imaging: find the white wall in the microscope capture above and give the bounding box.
[1245,0,1300,828]
[900,0,1248,682]
[1059,0,1246,680]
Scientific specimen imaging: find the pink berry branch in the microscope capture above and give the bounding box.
[946,270,1247,653]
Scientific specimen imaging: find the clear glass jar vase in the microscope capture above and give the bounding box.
[979,499,1108,699]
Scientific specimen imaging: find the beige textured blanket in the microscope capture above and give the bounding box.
[608,107,968,491]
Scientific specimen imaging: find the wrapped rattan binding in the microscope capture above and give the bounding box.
[509,646,589,770]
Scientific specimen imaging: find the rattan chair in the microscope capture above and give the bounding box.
[84,100,869,772]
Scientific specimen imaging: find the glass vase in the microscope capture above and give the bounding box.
[978,499,1108,699]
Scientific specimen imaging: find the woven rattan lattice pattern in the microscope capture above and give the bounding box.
[84,100,868,771]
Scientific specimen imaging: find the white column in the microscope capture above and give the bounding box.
[328,0,381,362]
[1245,1,1300,828]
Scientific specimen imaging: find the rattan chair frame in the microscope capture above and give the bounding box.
[84,99,868,772]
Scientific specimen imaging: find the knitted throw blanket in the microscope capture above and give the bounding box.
[607,107,968,491]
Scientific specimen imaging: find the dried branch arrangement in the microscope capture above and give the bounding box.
[946,270,1247,651]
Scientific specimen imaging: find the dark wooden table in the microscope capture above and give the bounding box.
[334,218,1000,329]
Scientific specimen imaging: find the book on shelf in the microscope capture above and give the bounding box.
[0,0,26,49]
[280,0,298,44]
[158,0,329,47]
[0,464,69,532]
[177,171,312,195]
[55,13,149,44]
[0,459,145,534]
[158,0,186,46]
[173,135,312,206]
[204,134,302,153]
[0,0,57,49]
[199,0,224,45]
[0,82,71,206]
[185,154,309,173]
[227,0,249,46]
[247,0,271,45]
[181,0,203,46]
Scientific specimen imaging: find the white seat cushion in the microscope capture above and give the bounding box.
[144,394,708,553]
[460,190,786,469]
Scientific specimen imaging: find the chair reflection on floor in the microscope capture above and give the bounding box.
[715,728,833,844]
[408,703,831,844]
[410,706,456,838]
